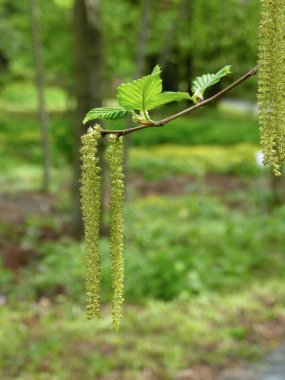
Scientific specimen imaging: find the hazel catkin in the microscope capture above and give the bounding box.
[105,134,125,330]
[258,0,285,175]
[80,124,102,319]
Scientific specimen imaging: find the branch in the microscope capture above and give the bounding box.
[101,66,258,137]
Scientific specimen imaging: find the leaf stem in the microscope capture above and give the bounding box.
[142,109,150,121]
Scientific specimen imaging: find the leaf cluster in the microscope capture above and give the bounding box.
[83,65,231,124]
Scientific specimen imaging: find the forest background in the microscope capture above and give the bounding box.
[1,1,285,379]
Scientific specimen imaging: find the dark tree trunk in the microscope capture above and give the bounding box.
[28,0,51,193]
[158,0,187,70]
[156,0,188,92]
[71,0,103,239]
[124,0,151,198]
[135,0,151,77]
[271,171,285,207]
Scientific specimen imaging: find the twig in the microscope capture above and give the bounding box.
[101,66,258,137]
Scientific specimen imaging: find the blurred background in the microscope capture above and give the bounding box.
[1,0,285,379]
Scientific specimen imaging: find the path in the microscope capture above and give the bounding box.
[218,346,285,380]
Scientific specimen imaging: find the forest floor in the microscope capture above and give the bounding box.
[0,172,249,269]
[1,172,285,379]
[2,100,285,378]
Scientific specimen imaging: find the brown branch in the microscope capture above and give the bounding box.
[101,66,258,137]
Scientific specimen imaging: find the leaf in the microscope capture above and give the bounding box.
[117,65,191,113]
[116,70,162,112]
[147,91,191,109]
[151,64,162,76]
[191,65,231,103]
[83,107,132,124]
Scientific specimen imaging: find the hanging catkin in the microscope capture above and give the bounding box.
[258,0,285,175]
[105,134,125,331]
[80,125,102,319]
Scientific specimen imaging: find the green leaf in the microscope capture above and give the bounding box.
[116,70,162,112]
[83,107,132,124]
[117,66,191,113]
[191,65,231,103]
[147,91,191,109]
[151,65,162,76]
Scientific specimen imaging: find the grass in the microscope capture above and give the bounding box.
[1,280,285,379]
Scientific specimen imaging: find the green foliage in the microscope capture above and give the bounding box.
[0,113,74,166]
[9,191,285,304]
[122,195,285,301]
[18,240,84,300]
[105,135,125,331]
[101,0,259,100]
[0,109,260,171]
[191,65,231,103]
[258,0,285,175]
[1,281,285,379]
[129,143,260,180]
[83,107,132,123]
[0,0,260,105]
[188,0,259,99]
[0,82,67,112]
[84,65,191,124]
[84,64,231,124]
[130,109,259,147]
[116,65,190,114]
[0,0,72,84]
[80,125,102,319]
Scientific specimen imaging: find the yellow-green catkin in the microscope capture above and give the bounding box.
[80,124,102,319]
[258,0,285,175]
[105,134,125,330]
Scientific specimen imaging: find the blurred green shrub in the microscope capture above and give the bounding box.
[129,143,261,179]
[0,108,259,167]
[130,108,259,146]
[0,114,73,164]
[8,195,285,304]
[0,82,67,113]
[122,195,278,301]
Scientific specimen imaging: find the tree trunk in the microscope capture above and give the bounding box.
[135,0,151,77]
[158,0,187,70]
[28,0,50,193]
[158,0,189,92]
[124,0,151,198]
[271,171,285,207]
[71,0,103,239]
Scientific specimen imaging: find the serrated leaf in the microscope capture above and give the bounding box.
[191,65,231,103]
[83,107,132,124]
[117,66,191,113]
[147,91,191,109]
[117,71,162,112]
[151,65,162,76]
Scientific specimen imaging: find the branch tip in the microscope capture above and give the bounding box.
[97,66,258,138]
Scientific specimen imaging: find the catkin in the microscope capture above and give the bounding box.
[105,134,125,331]
[80,124,102,319]
[258,0,285,175]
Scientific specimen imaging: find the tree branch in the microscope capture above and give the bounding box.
[101,66,258,137]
